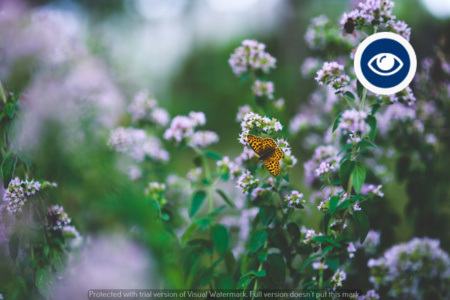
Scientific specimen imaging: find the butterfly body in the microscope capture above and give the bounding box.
[247,134,284,176]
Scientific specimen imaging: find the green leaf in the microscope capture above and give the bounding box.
[189,190,207,217]
[325,257,340,272]
[248,230,267,255]
[353,211,370,243]
[339,159,355,190]
[336,199,355,212]
[204,150,222,161]
[257,248,268,263]
[344,91,356,102]
[332,111,343,133]
[351,162,366,193]
[255,270,266,277]
[357,80,364,98]
[9,231,20,262]
[237,276,254,289]
[216,189,236,208]
[338,143,352,155]
[1,152,17,188]
[259,205,276,227]
[181,222,198,244]
[35,269,54,298]
[328,196,340,215]
[371,102,382,115]
[267,254,286,286]
[211,224,229,255]
[359,140,377,149]
[366,115,377,141]
[301,253,322,271]
[287,222,300,241]
[7,105,15,118]
[310,235,333,245]
[224,251,236,276]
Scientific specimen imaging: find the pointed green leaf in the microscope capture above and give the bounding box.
[248,230,267,255]
[216,189,236,208]
[332,112,343,133]
[351,162,366,193]
[353,211,370,243]
[189,190,207,217]
[211,224,229,255]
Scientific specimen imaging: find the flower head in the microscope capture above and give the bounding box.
[45,205,71,231]
[315,61,350,92]
[229,40,276,77]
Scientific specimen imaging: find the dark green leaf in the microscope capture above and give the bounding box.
[259,205,276,227]
[211,225,229,255]
[366,115,377,141]
[9,231,20,262]
[357,80,364,98]
[310,235,333,245]
[371,102,382,115]
[267,254,286,286]
[353,211,370,243]
[207,205,226,217]
[204,150,222,161]
[237,276,254,289]
[181,222,198,244]
[248,230,267,255]
[338,143,352,155]
[216,189,236,208]
[193,155,202,167]
[344,91,355,102]
[301,253,321,271]
[351,162,366,193]
[336,200,355,211]
[328,196,340,215]
[325,257,340,272]
[257,248,268,263]
[189,190,207,217]
[332,112,343,133]
[339,159,355,190]
[224,251,236,276]
[287,222,300,240]
[35,269,54,298]
[359,140,377,149]
[2,152,17,188]
[7,105,15,118]
[255,270,266,277]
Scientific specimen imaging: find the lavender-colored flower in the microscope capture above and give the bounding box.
[357,290,380,300]
[348,242,357,258]
[312,261,328,270]
[128,90,157,123]
[356,230,380,254]
[388,87,416,106]
[252,80,275,99]
[45,205,71,231]
[188,130,219,148]
[236,170,259,195]
[338,109,371,140]
[361,184,384,197]
[228,40,276,77]
[284,190,305,208]
[358,0,396,25]
[3,177,56,215]
[304,145,339,186]
[332,269,347,288]
[238,112,283,145]
[367,237,449,299]
[108,127,169,163]
[236,105,252,122]
[314,161,334,177]
[128,165,142,181]
[301,57,322,78]
[377,103,416,136]
[389,20,411,41]
[315,61,350,92]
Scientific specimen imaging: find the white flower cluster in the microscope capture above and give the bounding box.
[284,190,305,208]
[228,40,276,76]
[338,109,371,139]
[186,167,203,183]
[367,238,450,299]
[236,170,260,194]
[128,90,169,127]
[315,61,350,92]
[239,112,283,145]
[331,269,347,288]
[236,105,253,122]
[314,161,334,178]
[361,184,384,197]
[301,226,323,244]
[3,177,56,215]
[304,15,331,50]
[108,127,169,163]
[188,131,219,148]
[388,87,416,106]
[389,20,411,41]
[251,80,274,99]
[45,205,71,231]
[145,182,166,197]
[304,145,339,185]
[163,111,219,148]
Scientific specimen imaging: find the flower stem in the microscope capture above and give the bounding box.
[0,80,6,104]
[251,239,268,300]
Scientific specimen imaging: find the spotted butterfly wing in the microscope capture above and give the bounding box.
[247,134,263,155]
[247,134,284,176]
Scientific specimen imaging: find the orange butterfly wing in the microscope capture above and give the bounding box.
[247,134,263,155]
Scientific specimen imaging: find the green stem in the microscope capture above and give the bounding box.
[318,270,324,297]
[0,80,6,104]
[251,239,268,300]
[193,146,214,212]
[359,87,368,111]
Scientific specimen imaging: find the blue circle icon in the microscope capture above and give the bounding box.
[354,32,416,95]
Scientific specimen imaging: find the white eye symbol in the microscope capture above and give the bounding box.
[368,53,403,76]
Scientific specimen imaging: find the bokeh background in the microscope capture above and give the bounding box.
[1,0,450,296]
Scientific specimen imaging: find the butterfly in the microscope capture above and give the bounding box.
[247,134,284,176]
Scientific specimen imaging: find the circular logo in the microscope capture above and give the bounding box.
[354,32,417,95]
